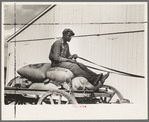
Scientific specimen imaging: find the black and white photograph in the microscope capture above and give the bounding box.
[2,2,148,120]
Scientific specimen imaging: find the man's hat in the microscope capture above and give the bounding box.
[62,28,75,36]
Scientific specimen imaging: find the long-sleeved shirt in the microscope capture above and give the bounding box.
[49,38,72,66]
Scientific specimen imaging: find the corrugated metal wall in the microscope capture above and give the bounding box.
[7,3,147,104]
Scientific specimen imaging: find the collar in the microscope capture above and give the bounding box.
[61,38,67,44]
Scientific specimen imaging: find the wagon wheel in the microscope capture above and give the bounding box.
[96,85,130,104]
[37,88,78,105]
[5,93,38,105]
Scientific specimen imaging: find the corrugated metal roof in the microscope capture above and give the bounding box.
[6,4,56,42]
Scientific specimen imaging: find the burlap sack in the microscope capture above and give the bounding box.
[7,76,32,88]
[17,63,51,82]
[72,77,94,90]
[46,67,74,85]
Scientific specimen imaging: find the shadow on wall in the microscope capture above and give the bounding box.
[4,67,7,86]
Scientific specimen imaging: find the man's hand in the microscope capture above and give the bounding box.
[67,59,77,63]
[72,54,78,59]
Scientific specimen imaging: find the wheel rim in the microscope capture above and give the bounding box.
[37,89,78,105]
[96,85,130,104]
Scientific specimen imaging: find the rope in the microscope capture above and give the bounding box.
[78,57,145,78]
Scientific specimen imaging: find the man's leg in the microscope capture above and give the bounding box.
[58,62,101,85]
[76,62,110,87]
[76,62,97,75]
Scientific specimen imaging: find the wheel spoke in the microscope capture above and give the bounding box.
[7,100,14,104]
[58,94,62,104]
[49,95,54,104]
[103,97,107,103]
[100,97,104,103]
[66,100,69,104]
[107,92,115,103]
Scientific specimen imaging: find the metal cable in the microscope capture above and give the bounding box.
[10,29,144,43]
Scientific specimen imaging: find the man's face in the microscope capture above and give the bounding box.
[63,32,72,42]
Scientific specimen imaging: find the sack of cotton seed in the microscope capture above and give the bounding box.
[46,67,74,85]
[7,76,32,88]
[17,63,51,82]
[72,77,94,90]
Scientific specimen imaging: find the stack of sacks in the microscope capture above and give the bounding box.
[16,63,74,90]
[17,63,51,83]
[16,63,94,90]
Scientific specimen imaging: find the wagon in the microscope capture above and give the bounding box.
[5,77,130,105]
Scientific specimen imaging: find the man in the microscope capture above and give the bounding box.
[49,28,110,90]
